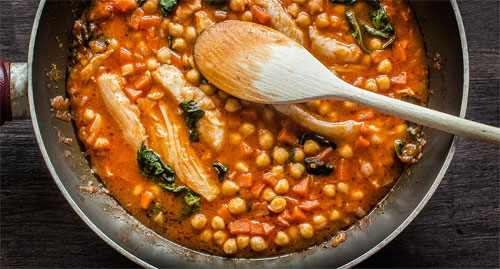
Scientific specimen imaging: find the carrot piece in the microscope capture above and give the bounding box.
[135,62,147,72]
[290,206,307,222]
[298,200,320,211]
[337,159,350,182]
[277,128,297,145]
[262,223,275,236]
[123,87,143,102]
[240,142,254,156]
[252,201,269,217]
[251,5,271,24]
[251,181,266,198]
[228,219,251,234]
[146,29,159,51]
[139,191,154,209]
[277,216,290,227]
[113,0,137,13]
[134,75,152,91]
[129,8,144,29]
[370,49,392,64]
[119,48,133,64]
[284,196,299,206]
[391,72,407,86]
[139,15,161,29]
[292,176,310,197]
[217,205,232,222]
[237,173,254,188]
[250,221,264,235]
[241,109,258,121]
[262,172,278,186]
[239,188,253,199]
[278,210,291,226]
[315,147,333,161]
[354,136,370,150]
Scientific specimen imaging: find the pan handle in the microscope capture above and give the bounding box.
[0,61,29,125]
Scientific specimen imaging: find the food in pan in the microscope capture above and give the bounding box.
[67,0,427,257]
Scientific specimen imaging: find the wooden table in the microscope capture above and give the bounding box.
[1,0,498,267]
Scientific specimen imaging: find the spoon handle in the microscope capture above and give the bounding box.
[331,83,500,145]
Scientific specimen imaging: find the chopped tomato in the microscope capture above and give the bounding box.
[299,200,320,211]
[250,181,266,198]
[129,8,144,29]
[239,188,253,199]
[135,62,147,73]
[228,219,251,234]
[113,0,137,13]
[251,5,271,24]
[139,15,161,29]
[139,191,154,209]
[292,176,310,197]
[119,48,133,64]
[315,147,334,161]
[354,136,370,150]
[277,127,297,145]
[237,173,254,188]
[262,172,278,186]
[370,49,392,64]
[227,116,240,128]
[123,87,143,102]
[92,2,114,20]
[250,221,264,235]
[242,109,258,121]
[134,75,152,91]
[252,201,269,217]
[262,223,275,236]
[393,40,408,62]
[284,196,299,206]
[290,206,307,222]
[240,142,254,156]
[278,210,291,226]
[391,72,407,85]
[217,205,232,222]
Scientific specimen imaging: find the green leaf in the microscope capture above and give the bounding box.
[304,158,334,175]
[203,0,228,10]
[137,0,148,7]
[212,162,228,182]
[159,0,177,19]
[362,24,389,39]
[328,0,356,4]
[345,8,369,53]
[370,3,394,33]
[299,133,337,149]
[146,202,163,218]
[137,139,175,184]
[179,100,205,142]
[183,190,201,216]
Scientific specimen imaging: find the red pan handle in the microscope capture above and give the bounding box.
[0,61,29,125]
[0,61,11,125]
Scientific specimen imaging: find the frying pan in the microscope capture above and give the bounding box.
[0,0,469,267]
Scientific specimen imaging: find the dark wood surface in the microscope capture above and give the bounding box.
[1,0,498,267]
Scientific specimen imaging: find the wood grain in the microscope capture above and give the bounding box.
[0,0,498,267]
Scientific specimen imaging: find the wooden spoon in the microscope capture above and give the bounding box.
[194,20,500,145]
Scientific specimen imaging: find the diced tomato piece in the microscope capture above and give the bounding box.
[251,181,266,198]
[113,0,137,13]
[354,136,370,150]
[280,209,291,221]
[135,62,147,72]
[241,109,258,121]
[277,216,290,227]
[315,147,333,161]
[139,191,154,209]
[262,172,278,186]
[134,75,152,91]
[299,200,320,211]
[139,15,161,29]
[119,48,133,64]
[123,87,143,102]
[217,205,232,222]
[250,221,264,235]
[237,173,254,188]
[239,188,252,199]
[292,176,310,197]
[228,219,251,234]
[227,116,240,128]
[370,49,392,64]
[391,72,407,86]
[277,128,297,145]
[251,5,271,24]
[129,8,144,29]
[252,201,269,217]
[262,223,275,236]
[146,29,159,51]
[393,40,408,62]
[290,206,307,222]
[92,2,114,20]
[240,142,254,156]
[284,196,299,206]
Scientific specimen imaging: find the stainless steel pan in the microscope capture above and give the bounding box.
[0,0,468,267]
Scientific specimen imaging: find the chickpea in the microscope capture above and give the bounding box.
[239,122,256,136]
[156,47,171,64]
[217,89,229,100]
[376,75,391,91]
[312,214,328,230]
[287,3,300,18]
[306,100,321,109]
[351,190,364,200]
[395,124,407,135]
[228,197,247,214]
[250,236,267,252]
[370,134,383,144]
[274,179,289,194]
[200,229,213,242]
[369,38,383,51]
[153,212,165,224]
[142,0,159,14]
[184,26,197,42]
[182,54,194,68]
[289,163,305,179]
[269,197,287,213]
[94,138,110,150]
[272,147,289,164]
[83,109,95,123]
[337,182,349,194]
[199,83,217,95]
[360,161,374,177]
[338,144,354,159]
[236,234,250,249]
[240,11,253,21]
[137,41,151,56]
[318,102,331,116]
[323,184,336,197]
[304,140,321,155]
[291,148,305,162]
[271,165,285,179]
[262,107,274,121]
[315,13,329,28]
[146,58,160,70]
[298,223,314,238]
[235,161,249,173]
[211,216,226,230]
[329,209,341,221]
[295,12,311,28]
[287,225,300,239]
[258,129,274,150]
[328,111,338,122]
[186,69,201,85]
[223,238,238,254]
[261,187,277,201]
[308,0,323,15]
[330,15,340,27]
[229,0,247,12]
[365,79,378,92]
[225,98,242,112]
[256,152,271,167]
[121,64,135,76]
[275,231,290,246]
[168,22,184,37]
[213,231,228,246]
[229,132,242,145]
[377,59,393,74]
[191,214,208,230]
[343,101,357,109]
[132,185,144,196]
[172,38,187,51]
[221,180,240,196]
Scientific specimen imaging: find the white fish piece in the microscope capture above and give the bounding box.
[309,26,362,64]
[138,99,220,201]
[274,104,362,141]
[96,73,146,149]
[81,49,114,82]
[152,64,225,151]
[254,0,305,45]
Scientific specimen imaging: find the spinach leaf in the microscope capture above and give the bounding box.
[212,162,228,182]
[345,8,369,53]
[137,139,175,184]
[137,0,148,7]
[328,0,356,4]
[369,1,394,33]
[159,0,177,18]
[203,0,228,10]
[183,190,201,216]
[401,95,421,105]
[362,24,389,39]
[179,100,205,142]
[146,202,163,218]
[299,133,337,149]
[304,158,334,175]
